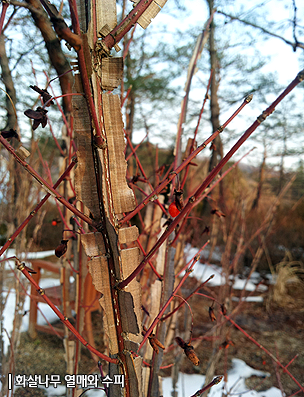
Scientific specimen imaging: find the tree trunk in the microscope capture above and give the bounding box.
[0,34,17,130]
[251,144,266,210]
[207,0,223,172]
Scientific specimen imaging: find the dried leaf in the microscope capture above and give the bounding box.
[24,107,48,130]
[55,239,68,258]
[175,337,199,366]
[209,307,216,322]
[30,85,54,106]
[184,345,200,366]
[174,188,184,211]
[1,129,19,141]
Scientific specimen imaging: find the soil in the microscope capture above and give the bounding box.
[10,277,304,397]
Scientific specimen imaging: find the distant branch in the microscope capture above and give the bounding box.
[217,9,304,51]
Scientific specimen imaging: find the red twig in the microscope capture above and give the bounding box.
[138,259,211,352]
[0,136,95,228]
[273,342,285,397]
[190,375,223,397]
[69,0,106,145]
[121,84,133,108]
[123,25,136,61]
[43,92,84,108]
[102,0,155,51]
[118,70,304,289]
[192,147,256,208]
[125,133,148,161]
[181,69,213,190]
[15,259,119,364]
[136,238,162,281]
[120,95,252,226]
[6,260,63,339]
[285,354,299,369]
[225,314,304,392]
[45,164,73,233]
[162,273,213,321]
[0,2,9,34]
[176,242,210,278]
[0,157,77,257]
[125,131,168,216]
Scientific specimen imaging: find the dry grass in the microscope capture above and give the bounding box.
[268,251,304,308]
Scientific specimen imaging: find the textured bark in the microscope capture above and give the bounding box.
[26,0,73,114]
[0,34,17,130]
[207,0,223,172]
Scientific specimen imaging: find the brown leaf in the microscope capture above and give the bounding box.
[30,85,54,106]
[55,239,69,258]
[174,189,184,211]
[24,107,48,130]
[143,325,165,354]
[209,307,216,322]
[176,337,199,366]
[184,345,200,366]
[149,338,159,354]
[175,336,187,349]
[153,337,165,350]
[202,226,210,235]
[1,129,19,141]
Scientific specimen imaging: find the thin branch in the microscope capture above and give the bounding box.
[190,376,223,397]
[225,314,304,393]
[138,263,213,352]
[217,9,304,51]
[119,69,304,290]
[0,2,9,34]
[0,157,77,256]
[102,0,156,51]
[120,95,252,226]
[15,259,119,364]
[0,136,95,228]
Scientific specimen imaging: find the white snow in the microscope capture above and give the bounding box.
[162,359,281,397]
[1,249,280,397]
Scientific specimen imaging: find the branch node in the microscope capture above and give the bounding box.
[16,262,25,271]
[257,111,268,123]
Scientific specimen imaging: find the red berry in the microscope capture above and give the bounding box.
[169,202,180,217]
[52,220,57,226]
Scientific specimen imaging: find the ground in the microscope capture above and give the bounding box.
[11,277,304,397]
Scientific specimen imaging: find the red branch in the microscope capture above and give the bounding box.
[0,157,77,257]
[138,264,213,352]
[15,260,119,364]
[0,136,95,228]
[0,2,9,34]
[117,69,304,290]
[226,314,304,392]
[102,0,155,51]
[120,95,252,226]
